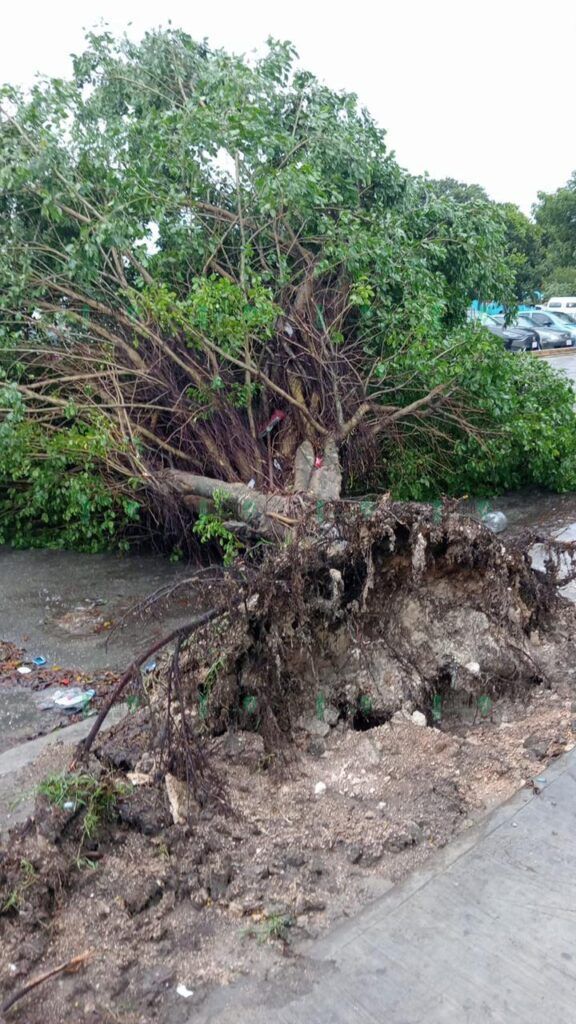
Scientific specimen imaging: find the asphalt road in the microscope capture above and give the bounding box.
[543,350,576,385]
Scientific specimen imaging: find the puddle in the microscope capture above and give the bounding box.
[0,547,198,672]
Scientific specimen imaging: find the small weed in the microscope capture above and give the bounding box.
[37,771,129,848]
[1,858,37,915]
[244,912,294,944]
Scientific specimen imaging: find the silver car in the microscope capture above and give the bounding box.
[495,315,572,350]
[519,310,576,346]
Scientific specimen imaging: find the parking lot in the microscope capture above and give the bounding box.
[541,349,576,386]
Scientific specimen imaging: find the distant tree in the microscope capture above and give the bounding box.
[498,203,542,303]
[535,173,576,275]
[542,266,576,300]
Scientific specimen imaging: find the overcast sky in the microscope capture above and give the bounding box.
[2,0,575,214]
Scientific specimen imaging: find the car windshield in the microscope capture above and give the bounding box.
[554,311,576,324]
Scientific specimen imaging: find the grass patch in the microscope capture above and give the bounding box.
[243,912,294,944]
[1,858,37,915]
[37,771,129,847]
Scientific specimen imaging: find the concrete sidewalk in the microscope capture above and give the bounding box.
[195,749,576,1023]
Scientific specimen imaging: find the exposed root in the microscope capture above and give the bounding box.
[79,500,576,800]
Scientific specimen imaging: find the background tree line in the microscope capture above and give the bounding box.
[442,174,576,304]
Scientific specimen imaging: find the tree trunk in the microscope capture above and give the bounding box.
[161,436,343,541]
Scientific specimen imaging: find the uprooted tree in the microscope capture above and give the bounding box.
[1,29,576,818]
[2,29,576,551]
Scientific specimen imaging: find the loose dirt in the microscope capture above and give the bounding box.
[1,684,574,1024]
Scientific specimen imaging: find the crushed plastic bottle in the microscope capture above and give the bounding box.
[481,511,508,534]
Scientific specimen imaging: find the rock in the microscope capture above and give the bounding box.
[392,709,411,724]
[308,857,324,876]
[267,858,286,875]
[364,810,376,820]
[117,790,171,836]
[295,892,326,914]
[124,877,163,915]
[314,781,327,797]
[286,849,306,868]
[139,965,174,1006]
[192,886,209,909]
[302,718,331,738]
[347,844,363,864]
[126,771,152,787]
[571,719,576,734]
[361,847,383,866]
[411,710,427,727]
[307,738,326,758]
[464,661,481,676]
[294,439,315,492]
[324,705,340,727]
[165,772,196,826]
[208,857,233,901]
[357,737,381,766]
[385,822,423,852]
[523,733,548,760]
[482,511,508,534]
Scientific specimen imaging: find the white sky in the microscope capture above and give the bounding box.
[2,0,575,214]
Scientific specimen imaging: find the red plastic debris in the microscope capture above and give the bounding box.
[258,409,285,439]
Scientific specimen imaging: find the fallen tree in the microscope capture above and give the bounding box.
[77,499,576,811]
[3,29,576,552]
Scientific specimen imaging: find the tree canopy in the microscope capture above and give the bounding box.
[1,29,575,551]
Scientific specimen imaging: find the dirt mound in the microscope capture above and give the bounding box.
[3,501,576,1020]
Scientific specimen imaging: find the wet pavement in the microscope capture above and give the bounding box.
[0,547,197,673]
[0,548,199,753]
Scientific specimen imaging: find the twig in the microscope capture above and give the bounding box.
[1,951,93,1014]
[74,609,224,760]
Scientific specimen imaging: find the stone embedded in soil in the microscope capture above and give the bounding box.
[295,892,326,914]
[324,705,340,726]
[307,737,326,757]
[138,965,174,1006]
[117,789,172,835]
[314,781,327,796]
[301,717,331,738]
[385,821,423,852]
[308,857,324,876]
[208,856,233,900]
[523,732,548,760]
[124,876,163,915]
[347,844,363,864]
[286,849,306,868]
[411,710,427,727]
[361,847,384,866]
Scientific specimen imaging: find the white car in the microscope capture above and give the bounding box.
[546,296,576,315]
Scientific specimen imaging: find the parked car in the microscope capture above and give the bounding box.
[546,296,576,314]
[546,309,576,327]
[517,309,576,346]
[475,313,540,352]
[494,314,571,350]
